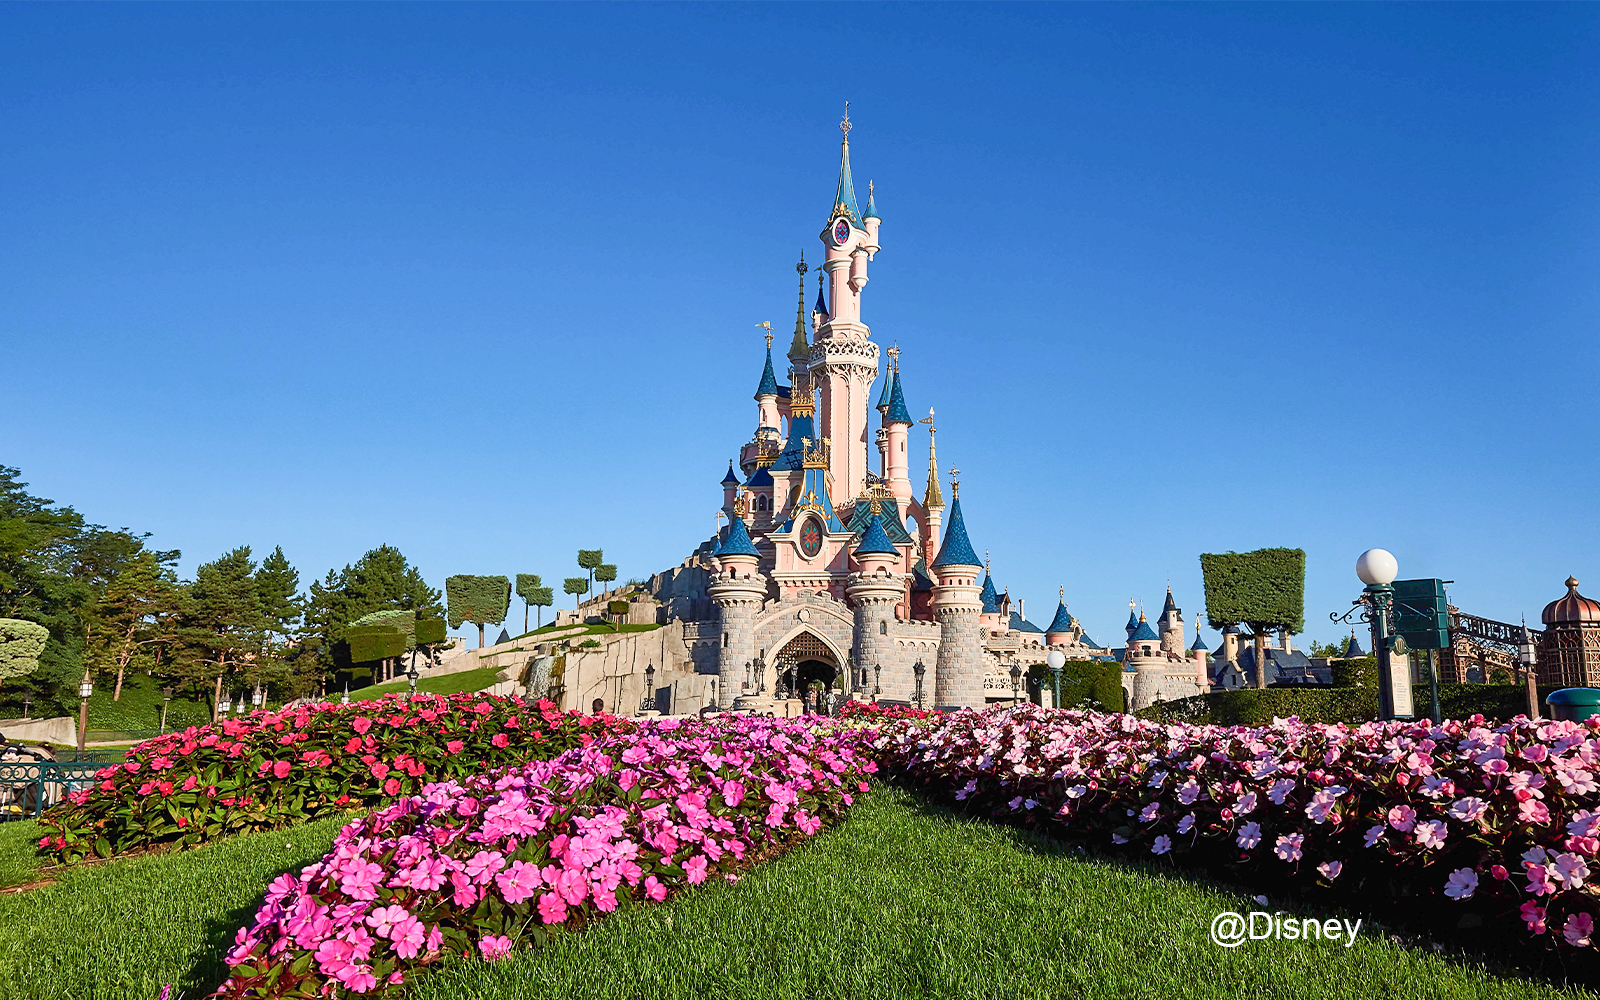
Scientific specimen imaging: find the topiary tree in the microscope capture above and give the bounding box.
[528,586,553,628]
[1200,548,1306,690]
[347,609,415,683]
[515,574,543,633]
[577,550,603,595]
[0,618,49,695]
[594,563,617,595]
[563,577,589,612]
[606,599,629,631]
[445,575,511,649]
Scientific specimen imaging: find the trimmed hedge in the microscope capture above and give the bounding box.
[1048,660,1124,712]
[1199,548,1306,634]
[1137,683,1560,726]
[445,576,511,631]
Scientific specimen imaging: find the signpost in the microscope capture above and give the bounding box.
[1392,578,1451,721]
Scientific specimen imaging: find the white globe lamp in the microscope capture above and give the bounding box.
[1046,649,1066,670]
[1355,549,1399,588]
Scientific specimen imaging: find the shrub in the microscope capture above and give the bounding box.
[1139,684,1561,727]
[37,693,624,863]
[1330,656,1378,688]
[1052,660,1124,712]
[217,716,875,998]
[0,617,49,684]
[873,704,1600,954]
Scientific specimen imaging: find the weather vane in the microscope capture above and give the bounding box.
[840,100,852,140]
[755,320,772,348]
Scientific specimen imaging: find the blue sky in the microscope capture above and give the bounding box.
[3,4,1596,648]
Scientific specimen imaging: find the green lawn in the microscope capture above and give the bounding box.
[0,786,1591,1000]
[349,665,504,700]
[513,622,663,641]
[0,820,45,891]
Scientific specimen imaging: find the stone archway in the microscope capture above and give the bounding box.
[774,631,839,698]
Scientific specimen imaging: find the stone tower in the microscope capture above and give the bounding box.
[707,511,767,709]
[931,482,984,708]
[1159,588,1184,657]
[847,511,906,700]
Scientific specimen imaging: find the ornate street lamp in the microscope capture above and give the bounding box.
[643,663,656,713]
[1046,648,1066,710]
[252,688,264,712]
[77,671,93,752]
[912,659,926,711]
[160,687,173,734]
[1354,548,1408,721]
[1520,624,1540,720]
[340,682,350,706]
[1009,663,1022,707]
[873,662,881,702]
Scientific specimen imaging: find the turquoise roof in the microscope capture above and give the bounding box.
[853,513,898,557]
[979,573,1000,614]
[885,371,912,424]
[1130,619,1159,643]
[863,185,879,220]
[1190,630,1209,651]
[715,514,760,558]
[932,496,981,569]
[833,140,862,224]
[845,498,912,544]
[721,462,740,487]
[780,465,844,533]
[1046,600,1075,634]
[754,346,779,398]
[876,372,893,410]
[771,410,815,471]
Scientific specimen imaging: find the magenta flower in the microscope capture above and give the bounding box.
[478,934,514,960]
[1273,833,1304,862]
[495,861,542,905]
[1564,913,1594,948]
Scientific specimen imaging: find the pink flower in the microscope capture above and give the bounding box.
[536,891,568,924]
[391,915,425,958]
[1386,805,1416,833]
[1233,792,1257,815]
[1318,860,1343,881]
[496,861,542,905]
[1522,902,1548,935]
[721,780,746,808]
[492,733,510,748]
[272,760,292,779]
[644,875,668,902]
[684,854,710,884]
[554,868,588,906]
[352,717,372,735]
[366,904,410,939]
[1443,868,1478,900]
[1519,799,1551,824]
[479,934,514,960]
[1274,833,1304,862]
[1414,820,1447,850]
[1564,913,1594,948]
[1236,822,1261,850]
[466,851,506,885]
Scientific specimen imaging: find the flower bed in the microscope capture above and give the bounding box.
[39,694,621,863]
[839,700,937,722]
[873,704,1600,951]
[217,715,874,997]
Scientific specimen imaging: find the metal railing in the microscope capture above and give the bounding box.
[0,759,112,822]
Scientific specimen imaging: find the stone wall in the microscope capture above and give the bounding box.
[0,716,77,748]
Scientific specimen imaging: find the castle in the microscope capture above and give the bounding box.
[675,115,1108,711]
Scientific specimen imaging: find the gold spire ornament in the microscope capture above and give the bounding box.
[840,101,852,141]
[755,320,772,349]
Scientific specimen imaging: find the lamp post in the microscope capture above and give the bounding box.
[77,671,93,752]
[643,663,656,713]
[1519,624,1539,721]
[1355,548,1410,721]
[1009,663,1022,707]
[912,659,926,711]
[160,687,173,734]
[1046,649,1065,710]
[873,662,881,703]
[252,688,264,713]
[340,682,350,706]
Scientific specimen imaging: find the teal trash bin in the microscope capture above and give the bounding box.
[1545,688,1600,723]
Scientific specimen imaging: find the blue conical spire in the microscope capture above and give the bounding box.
[754,346,779,399]
[1047,599,1075,635]
[721,461,740,487]
[1190,628,1209,652]
[876,371,893,410]
[1125,608,1140,636]
[863,180,879,220]
[853,512,898,558]
[979,572,999,614]
[833,134,862,225]
[1130,615,1159,643]
[715,513,760,558]
[885,371,912,424]
[932,496,981,569]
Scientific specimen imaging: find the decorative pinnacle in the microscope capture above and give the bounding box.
[840,101,852,141]
[756,320,772,349]
[1059,586,1065,601]
[886,342,899,372]
[797,251,807,276]
[950,468,960,498]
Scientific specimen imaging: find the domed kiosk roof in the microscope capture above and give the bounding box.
[1543,577,1600,625]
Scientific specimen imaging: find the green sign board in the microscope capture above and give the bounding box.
[1392,578,1450,651]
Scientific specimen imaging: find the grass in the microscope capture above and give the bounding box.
[83,671,214,736]
[514,622,663,641]
[349,666,506,700]
[1,786,1593,1000]
[0,820,45,890]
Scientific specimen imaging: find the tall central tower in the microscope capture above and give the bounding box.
[813,109,883,503]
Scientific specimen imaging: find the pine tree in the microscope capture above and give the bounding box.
[177,547,268,719]
[302,544,441,691]
[90,550,181,701]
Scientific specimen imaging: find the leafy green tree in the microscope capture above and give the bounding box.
[176,547,268,719]
[0,618,49,693]
[563,577,588,611]
[445,575,511,649]
[89,550,182,701]
[529,586,553,628]
[594,563,617,595]
[577,550,603,595]
[515,574,542,633]
[1200,548,1306,690]
[302,545,442,694]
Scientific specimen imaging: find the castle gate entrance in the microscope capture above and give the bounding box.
[774,632,838,698]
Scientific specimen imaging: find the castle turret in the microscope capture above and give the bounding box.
[920,411,944,562]
[862,179,881,253]
[707,512,766,709]
[1159,588,1184,657]
[721,461,740,512]
[754,343,781,434]
[1045,589,1076,647]
[847,511,904,703]
[930,478,984,708]
[1190,623,1210,687]
[883,368,912,500]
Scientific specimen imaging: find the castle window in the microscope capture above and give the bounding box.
[1141,645,1151,656]
[723,632,729,648]
[879,621,887,635]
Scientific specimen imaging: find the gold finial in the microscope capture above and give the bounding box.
[886,342,899,373]
[985,550,991,575]
[756,320,772,349]
[840,101,852,141]
[797,251,807,276]
[950,468,960,499]
[1059,586,1065,601]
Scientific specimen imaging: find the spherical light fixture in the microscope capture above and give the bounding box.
[1355,548,1399,587]
[1045,649,1066,670]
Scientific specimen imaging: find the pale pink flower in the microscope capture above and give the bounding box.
[1152,835,1172,855]
[1564,913,1595,948]
[1443,868,1478,900]
[1274,833,1304,862]
[1236,822,1262,850]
